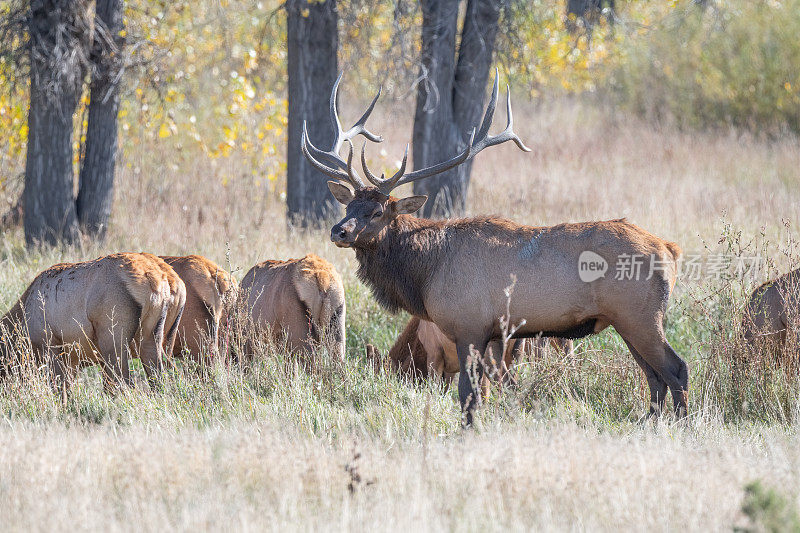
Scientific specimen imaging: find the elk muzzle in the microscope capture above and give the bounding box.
[331,218,357,247]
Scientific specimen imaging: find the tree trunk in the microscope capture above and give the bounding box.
[566,0,614,32]
[23,1,86,246]
[566,0,593,16]
[412,0,460,218]
[412,0,504,219]
[77,0,124,240]
[566,0,615,16]
[286,0,339,226]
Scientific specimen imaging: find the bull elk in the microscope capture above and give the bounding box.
[160,255,237,365]
[240,254,346,363]
[743,268,799,359]
[302,71,688,424]
[0,253,186,392]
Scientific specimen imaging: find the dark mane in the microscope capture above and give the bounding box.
[355,215,448,318]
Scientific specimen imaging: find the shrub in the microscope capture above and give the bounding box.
[738,481,800,533]
[610,0,800,135]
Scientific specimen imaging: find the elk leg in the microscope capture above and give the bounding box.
[46,347,71,404]
[457,339,488,427]
[284,315,316,370]
[298,336,317,372]
[208,315,220,363]
[97,324,134,394]
[139,305,172,391]
[184,307,216,367]
[481,341,504,398]
[140,336,163,391]
[623,339,667,417]
[140,306,168,391]
[664,341,689,417]
[242,335,256,367]
[500,339,524,387]
[163,303,184,365]
[624,334,688,418]
[556,338,575,357]
[94,308,137,392]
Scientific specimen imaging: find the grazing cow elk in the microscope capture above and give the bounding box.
[160,255,237,365]
[303,71,687,424]
[0,253,186,392]
[371,316,520,381]
[368,317,572,389]
[742,268,799,358]
[240,254,346,363]
[368,316,524,398]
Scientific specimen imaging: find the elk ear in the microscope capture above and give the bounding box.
[394,195,427,214]
[328,181,354,205]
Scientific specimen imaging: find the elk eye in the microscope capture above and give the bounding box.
[371,210,383,219]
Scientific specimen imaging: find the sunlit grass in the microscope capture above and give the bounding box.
[0,98,798,530]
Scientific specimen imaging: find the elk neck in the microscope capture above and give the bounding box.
[1,289,28,330]
[354,215,446,319]
[0,296,26,369]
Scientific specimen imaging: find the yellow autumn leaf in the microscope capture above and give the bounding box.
[158,122,171,138]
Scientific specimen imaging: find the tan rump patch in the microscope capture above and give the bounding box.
[294,253,339,293]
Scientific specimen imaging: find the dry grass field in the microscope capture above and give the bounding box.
[1,98,800,531]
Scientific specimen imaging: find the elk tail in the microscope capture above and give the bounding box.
[163,287,185,359]
[665,241,683,262]
[664,241,683,293]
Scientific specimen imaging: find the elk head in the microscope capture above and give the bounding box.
[301,69,530,248]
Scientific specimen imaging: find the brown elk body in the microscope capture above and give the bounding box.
[743,268,799,358]
[302,71,688,424]
[240,254,346,362]
[160,255,237,364]
[0,253,186,391]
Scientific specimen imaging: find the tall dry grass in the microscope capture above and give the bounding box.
[1,98,799,530]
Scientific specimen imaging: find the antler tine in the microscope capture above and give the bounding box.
[330,73,383,155]
[344,140,363,187]
[505,83,531,152]
[360,142,410,193]
[372,68,530,196]
[470,84,531,153]
[301,122,349,182]
[340,88,383,148]
[360,142,384,186]
[302,72,383,190]
[302,122,365,188]
[503,86,532,152]
[387,130,474,190]
[382,144,409,192]
[328,71,345,151]
[476,67,500,142]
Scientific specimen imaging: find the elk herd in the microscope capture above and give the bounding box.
[0,71,798,424]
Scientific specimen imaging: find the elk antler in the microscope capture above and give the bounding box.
[360,68,531,194]
[301,72,383,189]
